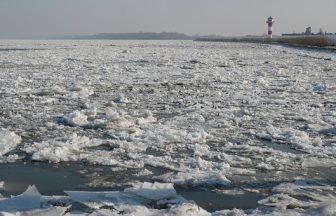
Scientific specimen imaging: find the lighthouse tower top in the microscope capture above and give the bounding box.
[267,16,274,24]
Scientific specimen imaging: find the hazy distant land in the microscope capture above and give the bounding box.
[196,35,336,47]
[23,31,336,48]
[49,32,195,40]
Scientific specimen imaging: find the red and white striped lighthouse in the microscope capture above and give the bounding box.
[266,16,275,38]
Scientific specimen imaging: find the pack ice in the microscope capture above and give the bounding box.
[0,40,336,215]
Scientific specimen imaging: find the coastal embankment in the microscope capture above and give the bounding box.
[195,35,336,48]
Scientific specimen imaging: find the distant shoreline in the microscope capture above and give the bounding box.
[2,33,336,50]
[195,35,336,48]
[32,32,195,41]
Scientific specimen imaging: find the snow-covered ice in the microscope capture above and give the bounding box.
[0,129,21,156]
[0,40,336,214]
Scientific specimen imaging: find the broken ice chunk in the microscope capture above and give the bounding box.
[0,185,41,212]
[0,129,21,156]
[127,182,177,201]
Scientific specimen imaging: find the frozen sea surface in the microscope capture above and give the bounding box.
[0,40,336,215]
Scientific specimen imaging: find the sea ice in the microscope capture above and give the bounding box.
[1,40,336,214]
[126,182,177,200]
[0,185,41,212]
[0,128,21,156]
[23,133,104,163]
[66,182,211,215]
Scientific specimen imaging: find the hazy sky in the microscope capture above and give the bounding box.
[0,0,335,39]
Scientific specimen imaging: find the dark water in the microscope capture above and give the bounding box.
[177,188,265,211]
[1,162,335,212]
[0,162,267,211]
[0,162,88,196]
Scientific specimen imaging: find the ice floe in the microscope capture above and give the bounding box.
[1,40,336,214]
[65,182,209,215]
[23,133,104,163]
[0,185,41,212]
[0,180,336,215]
[0,129,21,156]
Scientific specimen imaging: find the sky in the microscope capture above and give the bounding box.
[0,0,335,39]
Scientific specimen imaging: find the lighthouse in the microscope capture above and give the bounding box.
[266,16,275,38]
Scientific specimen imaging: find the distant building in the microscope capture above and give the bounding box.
[305,27,312,35]
[282,27,332,36]
[318,28,324,35]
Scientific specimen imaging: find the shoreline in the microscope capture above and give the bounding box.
[195,35,336,49]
